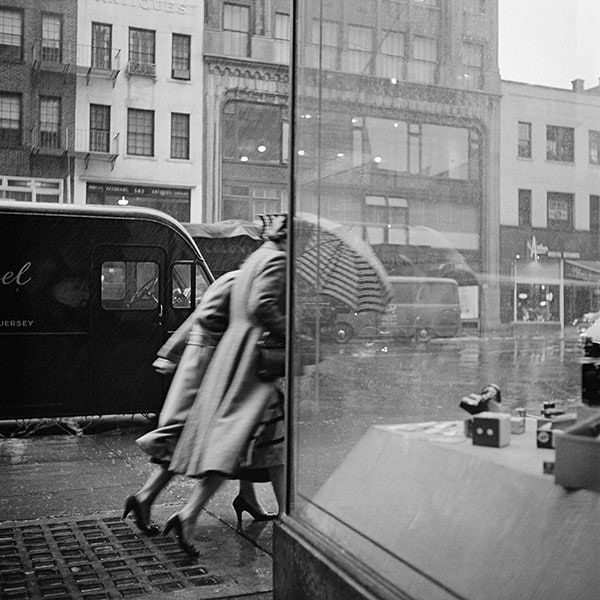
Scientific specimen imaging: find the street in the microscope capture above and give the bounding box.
[294,335,584,498]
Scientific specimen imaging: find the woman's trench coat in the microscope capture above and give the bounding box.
[169,240,286,479]
[135,270,237,466]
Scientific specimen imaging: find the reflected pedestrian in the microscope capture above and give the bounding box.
[123,270,271,535]
[164,215,288,555]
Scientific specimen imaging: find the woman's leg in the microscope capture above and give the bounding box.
[176,472,226,539]
[135,464,173,508]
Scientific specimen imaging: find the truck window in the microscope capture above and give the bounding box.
[171,262,210,309]
[101,261,159,310]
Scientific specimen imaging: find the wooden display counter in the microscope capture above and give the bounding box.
[298,417,600,600]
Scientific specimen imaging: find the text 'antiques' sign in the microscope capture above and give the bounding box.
[526,236,580,261]
[94,0,193,15]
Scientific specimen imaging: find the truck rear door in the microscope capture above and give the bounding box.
[90,246,166,414]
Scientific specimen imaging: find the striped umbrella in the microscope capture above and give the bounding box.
[295,212,392,313]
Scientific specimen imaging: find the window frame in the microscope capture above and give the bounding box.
[172,33,191,79]
[89,104,111,153]
[0,7,23,61]
[518,121,532,158]
[223,2,251,57]
[39,96,61,150]
[0,92,21,149]
[41,12,63,63]
[518,189,532,226]
[170,112,190,159]
[589,130,600,165]
[462,40,484,89]
[546,191,574,229]
[91,22,112,69]
[128,27,156,65]
[127,108,154,157]
[546,124,574,163]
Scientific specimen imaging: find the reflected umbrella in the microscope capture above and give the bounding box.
[295,212,393,313]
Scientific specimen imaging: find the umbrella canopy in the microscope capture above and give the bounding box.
[295,212,393,313]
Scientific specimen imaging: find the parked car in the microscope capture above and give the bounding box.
[564,311,600,346]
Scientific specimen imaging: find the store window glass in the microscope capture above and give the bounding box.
[285,1,598,598]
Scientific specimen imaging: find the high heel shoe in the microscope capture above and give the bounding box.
[161,514,199,557]
[122,495,160,536]
[232,495,278,528]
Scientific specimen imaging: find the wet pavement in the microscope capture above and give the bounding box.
[0,419,276,600]
[0,334,588,599]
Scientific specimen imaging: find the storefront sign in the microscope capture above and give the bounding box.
[526,236,580,261]
[94,0,192,15]
[88,183,190,199]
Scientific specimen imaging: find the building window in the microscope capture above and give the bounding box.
[518,121,531,158]
[589,130,600,165]
[518,189,531,226]
[172,33,190,79]
[223,102,284,164]
[547,192,573,229]
[412,36,437,83]
[274,12,290,63]
[590,196,600,232]
[41,13,62,62]
[171,113,189,159]
[0,93,21,148]
[91,22,112,69]
[127,108,154,156]
[462,41,483,89]
[379,30,405,80]
[546,125,574,162]
[90,104,110,152]
[0,8,22,61]
[223,3,250,57]
[312,19,340,70]
[39,96,61,149]
[364,195,408,244]
[346,24,372,75]
[129,27,155,65]
[222,184,283,221]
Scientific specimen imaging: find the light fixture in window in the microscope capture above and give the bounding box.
[240,155,249,162]
[297,150,305,156]
[390,77,398,84]
[257,145,267,153]
[118,195,129,206]
[393,122,399,128]
[336,152,345,158]
[305,114,312,119]
[374,156,382,163]
[351,117,360,125]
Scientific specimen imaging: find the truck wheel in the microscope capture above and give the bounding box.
[335,323,354,344]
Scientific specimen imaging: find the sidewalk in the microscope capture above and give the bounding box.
[0,417,276,600]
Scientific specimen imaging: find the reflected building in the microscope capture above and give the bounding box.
[203,0,291,223]
[499,79,600,328]
[0,0,77,203]
[294,0,501,332]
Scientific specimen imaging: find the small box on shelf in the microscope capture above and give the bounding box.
[536,413,578,449]
[472,412,511,448]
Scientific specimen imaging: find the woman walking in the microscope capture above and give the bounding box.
[165,215,288,555]
[123,269,273,535]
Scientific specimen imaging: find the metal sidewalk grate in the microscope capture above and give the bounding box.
[0,517,220,599]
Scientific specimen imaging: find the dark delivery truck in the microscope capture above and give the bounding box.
[0,201,213,420]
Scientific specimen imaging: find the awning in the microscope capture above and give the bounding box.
[564,260,600,284]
